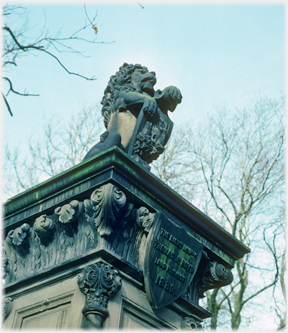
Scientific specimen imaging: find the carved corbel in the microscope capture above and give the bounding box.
[55,200,84,237]
[198,261,233,298]
[182,254,233,305]
[181,316,202,330]
[77,262,122,329]
[55,200,84,224]
[84,184,132,237]
[7,223,30,256]
[33,214,55,246]
[3,297,13,322]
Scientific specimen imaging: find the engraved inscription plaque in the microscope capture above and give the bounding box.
[144,213,204,308]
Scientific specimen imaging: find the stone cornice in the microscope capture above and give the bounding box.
[4,147,250,264]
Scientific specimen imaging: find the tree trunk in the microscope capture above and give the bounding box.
[206,288,220,329]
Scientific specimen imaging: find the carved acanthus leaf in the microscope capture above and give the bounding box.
[77,262,122,328]
[33,214,55,245]
[8,223,30,247]
[84,184,131,237]
[78,262,121,307]
[55,200,84,224]
[3,297,13,322]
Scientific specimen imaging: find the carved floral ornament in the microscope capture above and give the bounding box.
[3,182,155,285]
[33,214,55,244]
[55,200,84,224]
[84,183,134,237]
[7,223,30,247]
[77,262,122,328]
[3,182,234,326]
[181,316,203,330]
[3,297,13,322]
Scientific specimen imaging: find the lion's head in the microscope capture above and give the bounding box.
[101,63,157,128]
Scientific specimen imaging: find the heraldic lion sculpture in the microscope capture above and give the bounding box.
[83,63,182,165]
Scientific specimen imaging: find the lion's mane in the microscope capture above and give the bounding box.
[101,63,152,128]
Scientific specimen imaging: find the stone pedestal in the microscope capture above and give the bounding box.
[3,147,249,329]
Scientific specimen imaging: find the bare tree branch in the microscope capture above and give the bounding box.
[154,95,285,329]
[2,4,113,115]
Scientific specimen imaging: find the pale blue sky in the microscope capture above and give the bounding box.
[3,1,285,151]
[2,2,286,329]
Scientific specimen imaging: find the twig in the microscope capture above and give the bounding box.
[3,77,39,97]
[137,2,144,9]
[2,93,13,116]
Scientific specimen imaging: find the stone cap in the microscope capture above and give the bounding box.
[4,146,250,263]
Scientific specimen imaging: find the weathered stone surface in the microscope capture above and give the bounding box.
[144,212,204,309]
[3,148,250,329]
[3,275,84,329]
[3,297,13,322]
[83,63,182,167]
[77,262,122,328]
[3,181,156,285]
[3,64,250,330]
[4,147,249,266]
[181,316,203,330]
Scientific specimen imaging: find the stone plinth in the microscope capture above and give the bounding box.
[3,147,250,329]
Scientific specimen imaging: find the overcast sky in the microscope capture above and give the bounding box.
[3,1,285,152]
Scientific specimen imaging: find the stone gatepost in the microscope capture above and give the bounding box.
[3,63,250,330]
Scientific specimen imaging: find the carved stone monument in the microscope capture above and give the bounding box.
[83,62,182,168]
[3,63,250,330]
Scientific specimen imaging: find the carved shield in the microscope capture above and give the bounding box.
[127,107,173,164]
[144,212,204,309]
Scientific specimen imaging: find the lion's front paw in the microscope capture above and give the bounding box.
[142,97,158,120]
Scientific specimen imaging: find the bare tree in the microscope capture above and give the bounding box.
[4,104,104,199]
[4,93,285,329]
[152,95,285,329]
[151,128,197,201]
[266,198,286,330]
[2,4,112,116]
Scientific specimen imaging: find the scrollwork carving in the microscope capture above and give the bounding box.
[3,185,152,285]
[8,223,30,247]
[198,261,233,298]
[182,253,234,306]
[3,297,13,322]
[77,262,122,328]
[84,183,133,237]
[33,214,55,245]
[181,316,202,330]
[55,200,84,224]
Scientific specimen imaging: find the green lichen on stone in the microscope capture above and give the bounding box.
[5,148,122,217]
[187,230,234,267]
